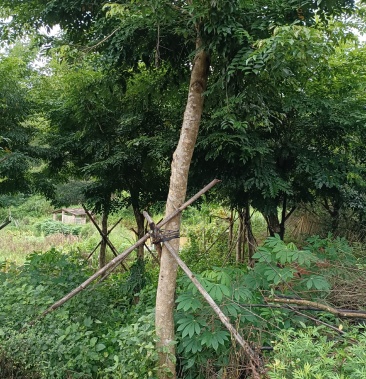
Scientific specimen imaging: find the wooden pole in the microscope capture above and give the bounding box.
[25,179,220,327]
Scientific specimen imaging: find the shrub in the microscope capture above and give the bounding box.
[0,249,158,378]
[34,220,82,236]
[267,326,366,379]
[174,234,358,377]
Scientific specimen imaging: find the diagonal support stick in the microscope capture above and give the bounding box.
[82,206,127,271]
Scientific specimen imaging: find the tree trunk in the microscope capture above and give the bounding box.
[323,198,341,233]
[155,39,209,378]
[280,194,287,240]
[266,212,282,238]
[99,211,108,269]
[245,202,256,266]
[133,206,145,259]
[228,208,234,250]
[236,208,245,263]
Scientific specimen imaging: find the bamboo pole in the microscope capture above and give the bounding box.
[25,179,220,327]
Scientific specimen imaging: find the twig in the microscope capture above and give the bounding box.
[85,27,121,52]
[0,153,11,165]
[287,305,346,335]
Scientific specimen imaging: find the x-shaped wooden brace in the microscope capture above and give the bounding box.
[82,205,128,271]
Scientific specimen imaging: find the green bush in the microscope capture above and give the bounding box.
[0,249,158,378]
[0,194,53,220]
[34,220,82,236]
[267,326,366,379]
[174,234,358,377]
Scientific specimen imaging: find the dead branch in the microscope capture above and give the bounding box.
[264,297,366,319]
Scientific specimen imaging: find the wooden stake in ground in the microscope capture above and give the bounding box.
[24,179,220,328]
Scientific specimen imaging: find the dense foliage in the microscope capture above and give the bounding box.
[0,249,158,378]
[0,231,365,378]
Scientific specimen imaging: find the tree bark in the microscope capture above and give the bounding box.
[155,39,209,378]
[245,202,256,266]
[99,211,108,268]
[236,208,245,263]
[133,206,145,259]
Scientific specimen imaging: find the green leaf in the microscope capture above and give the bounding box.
[83,316,93,327]
[95,343,106,352]
[305,275,330,291]
[176,293,203,312]
[265,267,295,285]
[252,247,272,263]
[183,324,195,338]
[90,337,98,347]
[276,248,295,265]
[291,250,317,267]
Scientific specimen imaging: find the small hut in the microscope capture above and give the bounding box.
[52,208,88,225]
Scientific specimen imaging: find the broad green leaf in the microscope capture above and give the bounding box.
[95,343,106,352]
[90,337,98,347]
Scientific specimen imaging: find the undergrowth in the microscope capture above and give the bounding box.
[0,249,158,379]
[0,209,365,379]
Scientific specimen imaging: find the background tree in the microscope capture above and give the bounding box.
[33,53,181,266]
[0,45,36,204]
[192,20,365,243]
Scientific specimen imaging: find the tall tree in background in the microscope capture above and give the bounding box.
[191,18,365,242]
[33,57,178,266]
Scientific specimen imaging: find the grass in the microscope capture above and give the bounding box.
[0,230,80,264]
[0,212,138,266]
